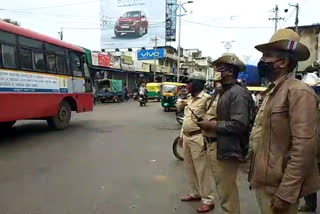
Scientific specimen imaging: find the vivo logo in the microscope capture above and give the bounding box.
[138,49,164,60]
[141,52,160,57]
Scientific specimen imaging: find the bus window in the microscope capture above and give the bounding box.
[56,55,67,74]
[1,44,17,68]
[0,30,16,44]
[47,54,57,73]
[45,44,65,55]
[70,53,83,77]
[20,48,33,70]
[33,51,45,71]
[19,36,43,50]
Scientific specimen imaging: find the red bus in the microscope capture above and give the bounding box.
[0,21,93,131]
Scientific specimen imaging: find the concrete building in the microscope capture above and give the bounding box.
[182,49,214,81]
[288,24,320,72]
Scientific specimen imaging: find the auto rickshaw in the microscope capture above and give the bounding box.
[146,82,161,101]
[247,86,267,92]
[94,78,125,103]
[160,82,186,112]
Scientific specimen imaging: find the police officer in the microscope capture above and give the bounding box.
[198,53,252,214]
[178,71,215,213]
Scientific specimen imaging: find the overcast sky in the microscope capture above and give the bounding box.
[1,0,319,64]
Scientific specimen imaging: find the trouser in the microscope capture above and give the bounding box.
[206,142,240,214]
[303,193,317,210]
[255,188,298,214]
[183,134,214,205]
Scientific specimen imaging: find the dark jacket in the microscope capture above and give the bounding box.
[216,82,251,161]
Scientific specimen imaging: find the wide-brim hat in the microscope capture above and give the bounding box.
[255,29,310,61]
[212,53,246,72]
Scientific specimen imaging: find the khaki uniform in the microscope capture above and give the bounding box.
[204,93,241,214]
[181,91,214,205]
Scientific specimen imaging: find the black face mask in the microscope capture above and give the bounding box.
[257,61,275,78]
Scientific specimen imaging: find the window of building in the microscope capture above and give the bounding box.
[70,53,83,77]
[47,54,57,73]
[20,48,33,70]
[33,51,45,71]
[56,55,67,74]
[1,44,17,68]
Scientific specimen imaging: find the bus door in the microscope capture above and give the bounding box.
[70,52,85,93]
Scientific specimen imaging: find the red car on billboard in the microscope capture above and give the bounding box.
[114,11,148,37]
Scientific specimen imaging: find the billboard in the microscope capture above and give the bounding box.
[137,48,165,60]
[166,0,177,41]
[101,0,166,49]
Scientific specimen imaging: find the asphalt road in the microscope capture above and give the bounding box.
[1,100,265,214]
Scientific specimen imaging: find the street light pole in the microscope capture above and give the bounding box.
[289,3,299,33]
[177,3,182,82]
[153,35,158,82]
[171,0,193,82]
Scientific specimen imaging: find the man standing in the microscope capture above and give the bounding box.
[197,53,252,214]
[249,29,320,214]
[178,72,215,213]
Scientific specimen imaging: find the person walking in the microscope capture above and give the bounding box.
[177,72,215,213]
[197,53,252,214]
[249,29,320,214]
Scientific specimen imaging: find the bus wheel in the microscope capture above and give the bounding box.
[0,121,16,130]
[47,101,71,130]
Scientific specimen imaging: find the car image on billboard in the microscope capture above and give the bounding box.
[114,11,149,37]
[100,0,166,50]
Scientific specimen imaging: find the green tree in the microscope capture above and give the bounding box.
[1,18,20,26]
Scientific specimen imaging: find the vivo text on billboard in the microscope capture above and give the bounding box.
[137,48,165,60]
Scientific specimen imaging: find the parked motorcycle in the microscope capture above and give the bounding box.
[172,136,184,161]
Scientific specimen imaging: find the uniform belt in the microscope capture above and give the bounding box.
[183,130,202,137]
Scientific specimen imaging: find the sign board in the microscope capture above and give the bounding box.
[0,69,67,93]
[137,48,165,60]
[166,0,177,41]
[91,52,111,67]
[100,0,166,49]
[121,55,133,65]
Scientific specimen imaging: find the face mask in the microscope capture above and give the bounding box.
[257,59,284,83]
[257,61,275,78]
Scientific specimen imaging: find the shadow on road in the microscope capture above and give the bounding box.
[0,121,90,146]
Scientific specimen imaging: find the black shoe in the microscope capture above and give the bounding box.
[298,204,316,212]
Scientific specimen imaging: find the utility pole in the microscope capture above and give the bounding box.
[58,27,63,40]
[269,5,284,32]
[151,35,159,82]
[169,1,193,82]
[289,3,299,33]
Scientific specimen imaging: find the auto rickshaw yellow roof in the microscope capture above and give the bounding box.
[146,82,161,86]
[161,82,187,86]
[247,86,267,92]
